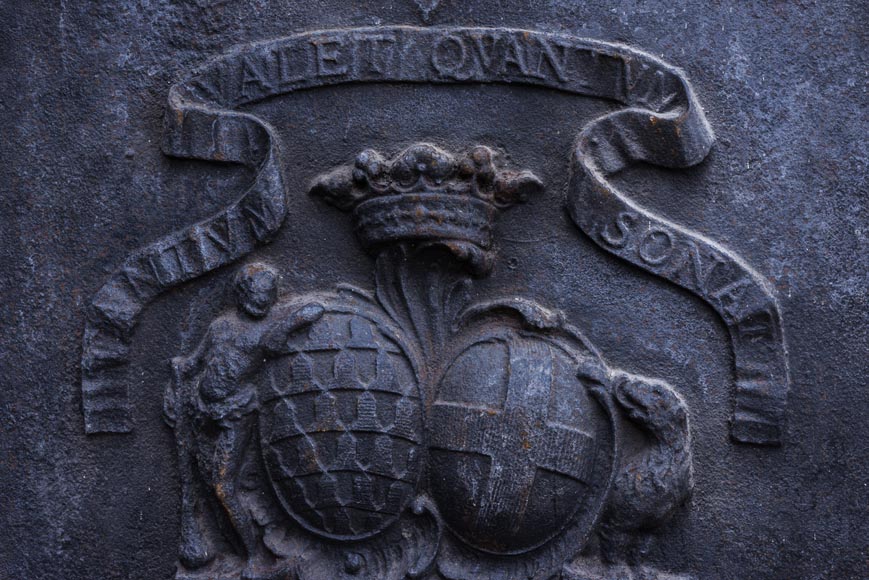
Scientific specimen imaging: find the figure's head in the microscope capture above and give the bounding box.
[234,263,278,319]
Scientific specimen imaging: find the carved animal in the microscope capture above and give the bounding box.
[599,374,693,567]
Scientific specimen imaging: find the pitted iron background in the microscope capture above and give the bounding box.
[0,2,866,580]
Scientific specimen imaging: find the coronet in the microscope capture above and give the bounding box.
[310,143,543,271]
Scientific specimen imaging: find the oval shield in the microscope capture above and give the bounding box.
[258,301,423,541]
[429,328,615,555]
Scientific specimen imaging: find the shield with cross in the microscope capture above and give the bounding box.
[429,325,617,555]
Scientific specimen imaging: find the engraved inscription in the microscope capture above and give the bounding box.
[80,25,791,580]
[82,27,786,446]
[159,144,690,580]
[183,28,627,107]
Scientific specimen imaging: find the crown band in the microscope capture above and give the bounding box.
[355,193,495,249]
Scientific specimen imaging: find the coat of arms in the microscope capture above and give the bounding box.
[81,27,789,580]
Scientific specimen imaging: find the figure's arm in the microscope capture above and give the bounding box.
[262,302,325,354]
[173,324,215,379]
[165,327,214,426]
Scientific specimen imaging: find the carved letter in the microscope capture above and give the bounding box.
[535,38,570,82]
[600,211,638,248]
[638,228,675,266]
[240,55,274,100]
[313,38,348,77]
[432,34,468,79]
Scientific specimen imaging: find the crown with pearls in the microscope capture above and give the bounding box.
[310,143,543,272]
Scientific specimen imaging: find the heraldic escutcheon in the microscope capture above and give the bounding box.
[80,27,789,580]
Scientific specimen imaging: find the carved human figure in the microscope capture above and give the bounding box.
[159,145,697,580]
[165,263,323,577]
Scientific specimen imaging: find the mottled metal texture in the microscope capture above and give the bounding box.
[0,1,866,580]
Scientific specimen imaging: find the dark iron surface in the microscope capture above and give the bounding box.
[0,2,866,579]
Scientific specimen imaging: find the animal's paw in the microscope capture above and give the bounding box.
[577,361,612,406]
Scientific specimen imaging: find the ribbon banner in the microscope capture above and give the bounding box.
[82,26,788,445]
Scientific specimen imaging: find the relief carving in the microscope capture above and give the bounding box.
[153,144,693,579]
[80,26,790,580]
